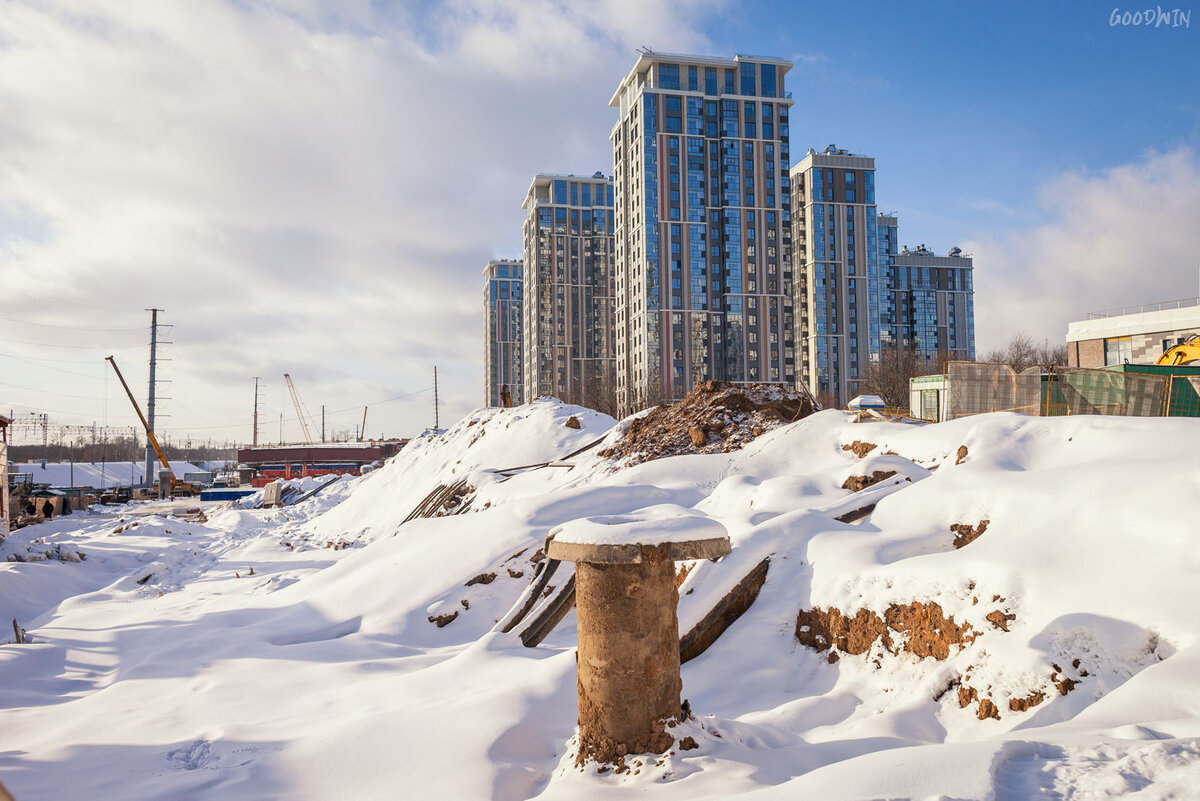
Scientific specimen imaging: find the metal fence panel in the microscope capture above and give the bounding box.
[1056,368,1166,417]
[947,362,1042,418]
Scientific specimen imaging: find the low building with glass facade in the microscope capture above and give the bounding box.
[483,258,524,407]
[521,173,617,411]
[1066,299,1200,367]
[610,51,795,415]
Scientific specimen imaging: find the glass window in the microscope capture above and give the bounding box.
[760,64,776,98]
[740,61,756,96]
[705,67,718,94]
[659,63,680,89]
[553,180,567,204]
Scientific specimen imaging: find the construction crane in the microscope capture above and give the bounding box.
[360,406,368,442]
[1156,335,1200,366]
[284,373,315,444]
[106,355,188,495]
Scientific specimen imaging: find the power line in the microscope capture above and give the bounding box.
[0,314,147,332]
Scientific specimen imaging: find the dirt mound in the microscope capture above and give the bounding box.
[600,381,814,466]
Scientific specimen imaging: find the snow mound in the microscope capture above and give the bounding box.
[3,407,1200,800]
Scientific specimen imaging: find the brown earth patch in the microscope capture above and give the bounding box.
[986,609,1016,631]
[1009,690,1046,712]
[841,470,898,492]
[952,520,990,549]
[565,416,582,429]
[842,440,878,458]
[507,568,525,579]
[465,572,496,586]
[955,445,969,465]
[602,380,814,466]
[678,737,699,751]
[1051,663,1081,695]
[428,611,459,627]
[977,698,1001,720]
[674,562,694,589]
[796,601,980,661]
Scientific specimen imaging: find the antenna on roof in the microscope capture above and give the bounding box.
[637,45,653,55]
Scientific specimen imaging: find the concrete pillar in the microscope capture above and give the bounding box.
[549,517,729,763]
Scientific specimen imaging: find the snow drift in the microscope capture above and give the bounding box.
[2,398,1199,800]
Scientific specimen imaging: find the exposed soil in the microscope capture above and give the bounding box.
[507,568,525,579]
[795,601,979,660]
[952,520,990,549]
[1009,690,1046,712]
[678,737,699,751]
[565,416,582,430]
[986,609,1016,631]
[465,572,496,587]
[1051,663,1082,695]
[955,445,969,465]
[842,440,878,458]
[599,380,814,466]
[428,611,459,627]
[841,470,898,492]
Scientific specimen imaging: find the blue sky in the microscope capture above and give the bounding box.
[0,0,1198,441]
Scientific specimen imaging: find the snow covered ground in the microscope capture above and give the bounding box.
[2,399,1199,799]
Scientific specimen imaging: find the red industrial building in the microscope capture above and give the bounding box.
[236,441,408,487]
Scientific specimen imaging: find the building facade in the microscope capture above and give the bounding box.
[1066,299,1200,367]
[888,245,976,368]
[790,146,880,403]
[610,52,795,415]
[521,173,616,411]
[483,258,524,407]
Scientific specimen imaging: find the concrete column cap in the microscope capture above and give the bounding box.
[549,537,731,564]
[547,507,730,564]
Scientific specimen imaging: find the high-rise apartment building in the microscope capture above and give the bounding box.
[790,145,880,404]
[889,245,975,364]
[483,258,524,407]
[610,52,795,415]
[521,173,617,411]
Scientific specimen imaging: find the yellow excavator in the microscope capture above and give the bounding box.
[1156,335,1200,366]
[106,355,195,497]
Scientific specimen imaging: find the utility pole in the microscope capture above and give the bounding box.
[41,412,48,468]
[252,376,261,447]
[433,366,440,431]
[321,405,326,443]
[144,308,163,487]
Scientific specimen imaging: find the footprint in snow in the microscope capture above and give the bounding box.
[167,739,214,771]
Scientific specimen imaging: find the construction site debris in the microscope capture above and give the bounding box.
[601,381,814,466]
[841,471,898,492]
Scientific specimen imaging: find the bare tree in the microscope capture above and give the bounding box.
[858,347,952,408]
[982,330,1068,372]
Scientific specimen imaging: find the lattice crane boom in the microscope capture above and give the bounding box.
[284,373,315,444]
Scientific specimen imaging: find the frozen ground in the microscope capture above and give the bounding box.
[2,399,1199,799]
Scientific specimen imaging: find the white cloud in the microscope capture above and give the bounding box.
[0,0,722,440]
[963,147,1200,352]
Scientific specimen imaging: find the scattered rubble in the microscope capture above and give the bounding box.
[599,380,814,466]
